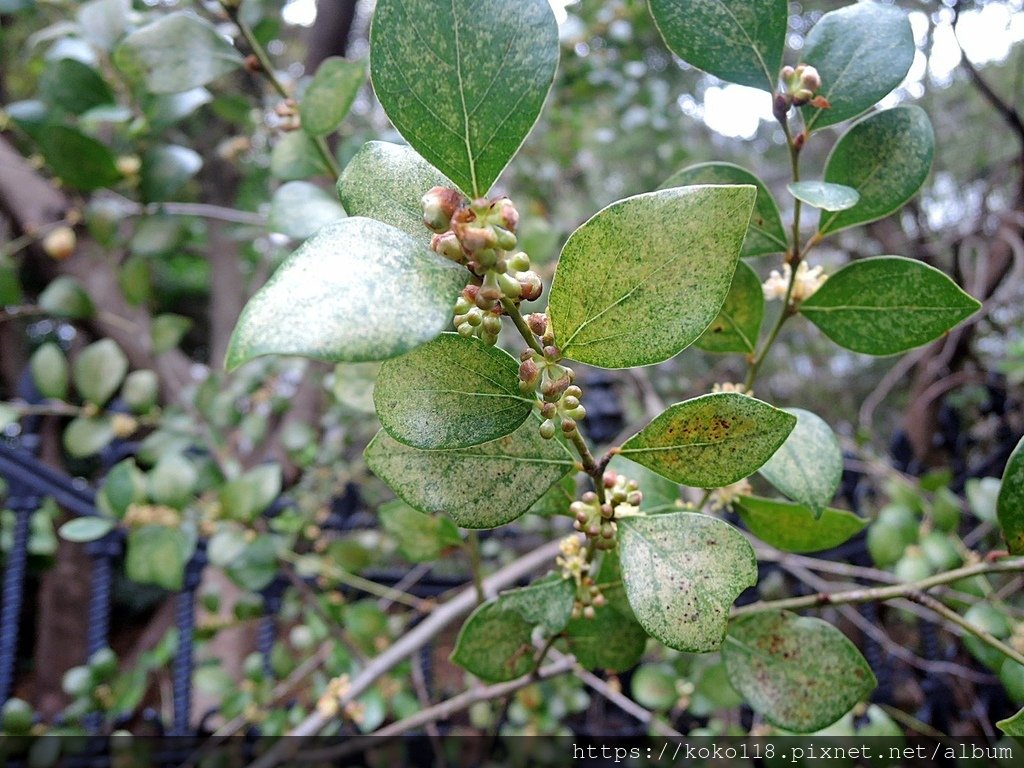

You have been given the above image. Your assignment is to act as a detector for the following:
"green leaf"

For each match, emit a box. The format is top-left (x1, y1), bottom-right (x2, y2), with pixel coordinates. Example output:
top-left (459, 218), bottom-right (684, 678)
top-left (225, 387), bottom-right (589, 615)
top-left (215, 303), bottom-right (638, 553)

top-left (98, 458), bottom-right (146, 518)
top-left (59, 517), bottom-right (116, 543)
top-left (0, 404), bottom-right (18, 431)
top-left (799, 257), bottom-right (980, 356)
top-left (226, 534), bottom-right (279, 591)
top-left (528, 474), bottom-right (577, 518)
top-left (736, 496), bottom-right (866, 553)
top-left (151, 313), bottom-right (192, 354)
top-left (300, 56), bottom-right (365, 136)
top-left (378, 500), bottom-right (461, 562)
top-left (787, 181), bottom-right (859, 212)
top-left (77, 0), bottom-right (131, 51)
top-left (225, 218), bottom-right (467, 369)
top-left (364, 418), bottom-right (575, 529)
top-left (563, 551), bottom-right (648, 671)
top-left (73, 339), bottom-right (129, 407)
top-left (140, 144), bottom-right (202, 202)
top-left (374, 333), bottom-right (533, 450)
top-left (270, 131), bottom-right (327, 181)
top-left (619, 393), bottom-right (796, 488)
top-left (723, 610), bottom-right (876, 732)
top-left (144, 88), bottom-right (212, 129)
top-left (695, 261), bottom-right (764, 355)
top-left (121, 370), bottom-right (159, 413)
top-left (30, 343), bottom-right (69, 401)
top-left (38, 277), bottom-right (94, 320)
top-left (997, 436), bottom-right (1024, 555)
top-left (801, 3), bottom-right (915, 132)
top-left (370, 0), bottom-right (559, 197)
top-left (126, 525), bottom-right (191, 590)
top-left (337, 141), bottom-right (453, 244)
top-left (757, 408), bottom-right (842, 515)
top-left (997, 706), bottom-right (1024, 737)
top-left (819, 106), bottom-right (935, 236)
top-left (63, 416), bottom-right (115, 458)
top-left (549, 186), bottom-right (756, 369)
top-left (661, 163), bottom-right (786, 257)
top-left (148, 454), bottom-right (197, 509)
top-left (269, 181), bottom-right (345, 240)
top-left (219, 464), bottom-right (281, 523)
top-left (114, 11), bottom-right (243, 94)
top-left (648, 0), bottom-right (787, 91)
top-left (451, 576), bottom-right (574, 682)
top-left (38, 125), bottom-right (120, 191)
top-left (39, 58), bottom-right (114, 115)
top-left (619, 512), bottom-right (757, 652)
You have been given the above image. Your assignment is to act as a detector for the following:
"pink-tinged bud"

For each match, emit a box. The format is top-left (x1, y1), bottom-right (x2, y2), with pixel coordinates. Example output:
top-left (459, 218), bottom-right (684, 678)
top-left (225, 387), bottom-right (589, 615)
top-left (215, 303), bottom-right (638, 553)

top-left (543, 345), bottom-right (560, 360)
top-left (431, 231), bottom-right (464, 263)
top-left (603, 472), bottom-right (617, 488)
top-left (519, 359), bottom-right (540, 384)
top-left (780, 65), bottom-right (795, 81)
top-left (561, 418), bottom-right (576, 433)
top-left (541, 402), bottom-right (557, 419)
top-left (600, 503), bottom-right (613, 519)
top-left (493, 197), bottom-right (519, 232)
top-left (458, 225), bottom-right (496, 252)
top-left (627, 491), bottom-right (643, 506)
top-left (773, 93), bottom-right (790, 122)
top-left (526, 313), bottom-right (548, 336)
top-left (422, 186), bottom-right (463, 233)
top-left (799, 65), bottom-right (821, 92)
top-left (592, 593), bottom-right (606, 608)
top-left (518, 271), bottom-right (543, 302)
top-left (583, 605), bottom-right (596, 620)
top-left (581, 491), bottom-right (598, 504)
top-left (542, 375), bottom-right (570, 400)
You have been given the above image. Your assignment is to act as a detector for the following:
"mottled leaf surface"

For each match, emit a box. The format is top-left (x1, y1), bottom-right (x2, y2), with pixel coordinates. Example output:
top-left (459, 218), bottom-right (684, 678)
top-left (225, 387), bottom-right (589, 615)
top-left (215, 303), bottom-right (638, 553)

top-left (801, 3), bottom-right (915, 131)
top-left (662, 163), bottom-right (786, 257)
top-left (819, 106), bottom-right (934, 236)
top-left (758, 408), bottom-right (842, 515)
top-left (619, 512), bottom-right (757, 652)
top-left (370, 0), bottom-right (558, 197)
top-left (549, 186), bottom-right (756, 368)
top-left (736, 496), bottom-right (866, 553)
top-left (620, 393), bottom-right (796, 488)
top-left (364, 419), bottom-right (575, 529)
top-left (225, 218), bottom-right (467, 369)
top-left (695, 261), bottom-right (764, 355)
top-left (997, 436), bottom-right (1024, 555)
top-left (114, 12), bottom-right (242, 94)
top-left (649, 0), bottom-right (787, 91)
top-left (300, 56), bottom-right (364, 136)
top-left (787, 181), bottom-right (859, 212)
top-left (337, 142), bottom-right (453, 245)
top-left (724, 610), bottom-right (876, 732)
top-left (799, 257), bottom-right (980, 356)
top-left (374, 333), bottom-right (533, 449)
top-left (268, 181), bottom-right (346, 240)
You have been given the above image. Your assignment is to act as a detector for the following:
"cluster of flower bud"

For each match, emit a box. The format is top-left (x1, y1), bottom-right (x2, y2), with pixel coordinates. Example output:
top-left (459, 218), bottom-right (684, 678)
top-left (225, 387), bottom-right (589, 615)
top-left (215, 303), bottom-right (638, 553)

top-left (570, 473), bottom-right (642, 550)
top-left (762, 261), bottom-right (828, 303)
top-left (316, 674), bottom-right (363, 722)
top-left (711, 382), bottom-right (753, 398)
top-left (520, 345), bottom-right (586, 439)
top-left (123, 503), bottom-right (180, 528)
top-left (453, 285), bottom-right (504, 345)
top-left (774, 64), bottom-right (829, 120)
top-left (272, 98), bottom-right (300, 132)
top-left (708, 478), bottom-right (752, 512)
top-left (556, 535), bottom-right (605, 620)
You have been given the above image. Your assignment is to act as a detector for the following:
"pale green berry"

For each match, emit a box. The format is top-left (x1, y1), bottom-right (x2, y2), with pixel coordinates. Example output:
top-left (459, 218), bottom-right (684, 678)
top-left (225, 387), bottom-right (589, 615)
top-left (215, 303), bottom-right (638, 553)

top-left (510, 251), bottom-right (531, 271)
top-left (539, 419), bottom-right (556, 439)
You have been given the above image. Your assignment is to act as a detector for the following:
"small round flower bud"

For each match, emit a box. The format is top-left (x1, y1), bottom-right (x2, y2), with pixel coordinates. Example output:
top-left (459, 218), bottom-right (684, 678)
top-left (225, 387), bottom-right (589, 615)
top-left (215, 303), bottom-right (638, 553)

top-left (627, 491), bottom-right (643, 506)
top-left (494, 227), bottom-right (517, 251)
top-left (42, 226), bottom-right (76, 260)
top-left (497, 272), bottom-right (522, 299)
top-left (431, 231), bottom-right (464, 263)
top-left (561, 418), bottom-right (576, 434)
top-left (510, 252), bottom-right (531, 271)
top-left (540, 402), bottom-right (557, 419)
top-left (565, 385), bottom-right (582, 399)
top-left (519, 380), bottom-right (535, 396)
top-left (581, 492), bottom-right (597, 504)
top-left (780, 65), bottom-right (795, 80)
top-left (493, 197), bottom-right (519, 232)
top-left (583, 605), bottom-right (596, 620)
top-left (592, 593), bottom-right (606, 608)
top-left (422, 186), bottom-right (463, 233)
top-left (604, 471), bottom-right (617, 488)
top-left (568, 405), bottom-right (586, 421)
top-left (600, 503), bottom-right (613, 519)
top-left (457, 323), bottom-right (475, 338)
top-left (482, 314), bottom-right (502, 335)
top-left (519, 359), bottom-right (540, 384)
top-left (539, 419), bottom-right (556, 440)
top-left (459, 225), bottom-right (497, 252)
top-left (518, 271), bottom-right (543, 302)
top-left (799, 65), bottom-right (821, 92)
top-left (526, 313), bottom-right (548, 336)
top-left (466, 308), bottom-right (483, 326)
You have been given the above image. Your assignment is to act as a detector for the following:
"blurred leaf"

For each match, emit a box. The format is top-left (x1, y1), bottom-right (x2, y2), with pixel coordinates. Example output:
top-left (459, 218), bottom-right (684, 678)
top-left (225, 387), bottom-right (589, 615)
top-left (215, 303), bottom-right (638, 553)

top-left (619, 512), bottom-right (757, 652)
top-left (39, 58), bottom-right (114, 114)
top-left (126, 525), bottom-right (190, 590)
top-left (337, 141), bottom-right (453, 244)
top-left (29, 343), bottom-right (69, 400)
top-left (723, 610), bottom-right (876, 732)
top-left (370, 0), bottom-right (558, 196)
top-left (549, 186), bottom-right (755, 368)
top-left (114, 12), bottom-right (243, 94)
top-left (98, 458), bottom-right (146, 518)
top-left (59, 517), bottom-right (116, 543)
top-left (374, 333), bottom-right (533, 449)
top-left (800, 257), bottom-right (980, 356)
top-left (364, 418), bottom-right (575, 529)
top-left (226, 534), bottom-right (279, 591)
top-left (801, 3), bottom-right (915, 131)
top-left (219, 464), bottom-right (281, 523)
top-left (819, 106), bottom-right (934, 236)
top-left (649, 0), bottom-right (786, 91)
top-left (998, 436), bottom-right (1024, 555)
top-left (226, 218), bottom-right (466, 369)
top-left (148, 453), bottom-right (197, 509)
top-left (63, 416), bottom-right (114, 458)
top-left (77, 0), bottom-right (130, 50)
top-left (269, 181), bottom-right (345, 240)
top-left (300, 57), bottom-right (364, 136)
top-left (151, 313), bottom-right (193, 354)
top-left (38, 276), bottom-right (95, 319)
top-left (736, 496), bottom-right (866, 553)
top-left (38, 125), bottom-right (120, 191)
top-left (144, 88), bottom-right (212, 128)
top-left (270, 131), bottom-right (327, 181)
top-left (997, 707), bottom-right (1024, 737)
top-left (73, 339), bottom-right (129, 406)
top-left (378, 500), bottom-right (461, 562)
top-left (620, 393), bottom-right (795, 488)
top-left (695, 260), bottom-right (764, 354)
top-left (758, 408), bottom-right (842, 515)
top-left (787, 181), bottom-right (859, 212)
top-left (140, 145), bottom-right (203, 202)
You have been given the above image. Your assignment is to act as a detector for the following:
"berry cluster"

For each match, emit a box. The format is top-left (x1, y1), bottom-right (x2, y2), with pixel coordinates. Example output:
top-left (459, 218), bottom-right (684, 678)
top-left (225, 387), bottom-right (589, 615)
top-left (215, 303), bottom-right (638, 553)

top-left (421, 187), bottom-right (544, 346)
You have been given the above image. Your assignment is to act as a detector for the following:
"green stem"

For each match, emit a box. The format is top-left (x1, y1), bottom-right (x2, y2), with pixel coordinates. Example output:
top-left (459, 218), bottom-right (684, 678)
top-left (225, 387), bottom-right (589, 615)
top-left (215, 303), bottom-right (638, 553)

top-left (282, 552), bottom-right (428, 611)
top-left (500, 297), bottom-right (545, 355)
top-left (906, 590), bottom-right (1024, 668)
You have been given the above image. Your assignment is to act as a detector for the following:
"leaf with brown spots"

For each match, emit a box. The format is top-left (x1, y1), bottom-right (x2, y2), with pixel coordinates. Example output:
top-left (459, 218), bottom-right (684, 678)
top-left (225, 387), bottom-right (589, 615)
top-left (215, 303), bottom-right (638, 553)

top-left (723, 610), bottom-right (876, 732)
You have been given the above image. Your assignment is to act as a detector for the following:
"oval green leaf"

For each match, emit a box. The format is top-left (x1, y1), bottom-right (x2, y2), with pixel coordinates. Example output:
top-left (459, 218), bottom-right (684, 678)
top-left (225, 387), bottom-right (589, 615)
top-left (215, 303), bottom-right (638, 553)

top-left (757, 408), bottom-right (842, 515)
top-left (114, 12), bottom-right (243, 94)
top-left (735, 495), bottom-right (867, 553)
top-left (799, 256), bottom-right (981, 356)
top-left (59, 517), bottom-right (116, 543)
top-left (374, 333), bottom-right (533, 450)
top-left (379, 500), bottom-right (461, 563)
top-left (787, 181), bottom-right (859, 212)
top-left (801, 3), bottom-right (915, 132)
top-left (619, 512), bottom-right (757, 652)
top-left (619, 393), bottom-right (796, 489)
top-left (695, 260), bottom-right (764, 355)
top-left (269, 181), bottom-right (346, 240)
top-left (724, 610), bottom-right (877, 732)
top-left (337, 141), bottom-right (454, 244)
top-left (364, 419), bottom-right (575, 529)
top-left (126, 525), bottom-right (191, 591)
top-left (30, 342), bottom-right (69, 401)
top-left (549, 186), bottom-right (756, 369)
top-left (997, 436), bottom-right (1024, 555)
top-left (661, 162), bottom-right (787, 257)
top-left (300, 56), bottom-right (365, 136)
top-left (39, 58), bottom-right (114, 115)
top-left (38, 125), bottom-right (121, 191)
top-left (370, 0), bottom-right (559, 197)
top-left (63, 416), bottom-right (114, 458)
top-left (270, 131), bottom-right (328, 181)
top-left (225, 218), bottom-right (467, 369)
top-left (819, 106), bottom-right (935, 236)
top-left (997, 706), bottom-right (1024, 737)
top-left (649, 0), bottom-right (787, 91)
top-left (73, 339), bottom-right (129, 407)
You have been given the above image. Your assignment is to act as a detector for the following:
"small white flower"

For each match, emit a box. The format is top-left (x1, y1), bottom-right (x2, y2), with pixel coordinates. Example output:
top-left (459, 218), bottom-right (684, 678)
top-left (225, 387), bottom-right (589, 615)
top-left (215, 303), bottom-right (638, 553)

top-left (761, 262), bottom-right (828, 302)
